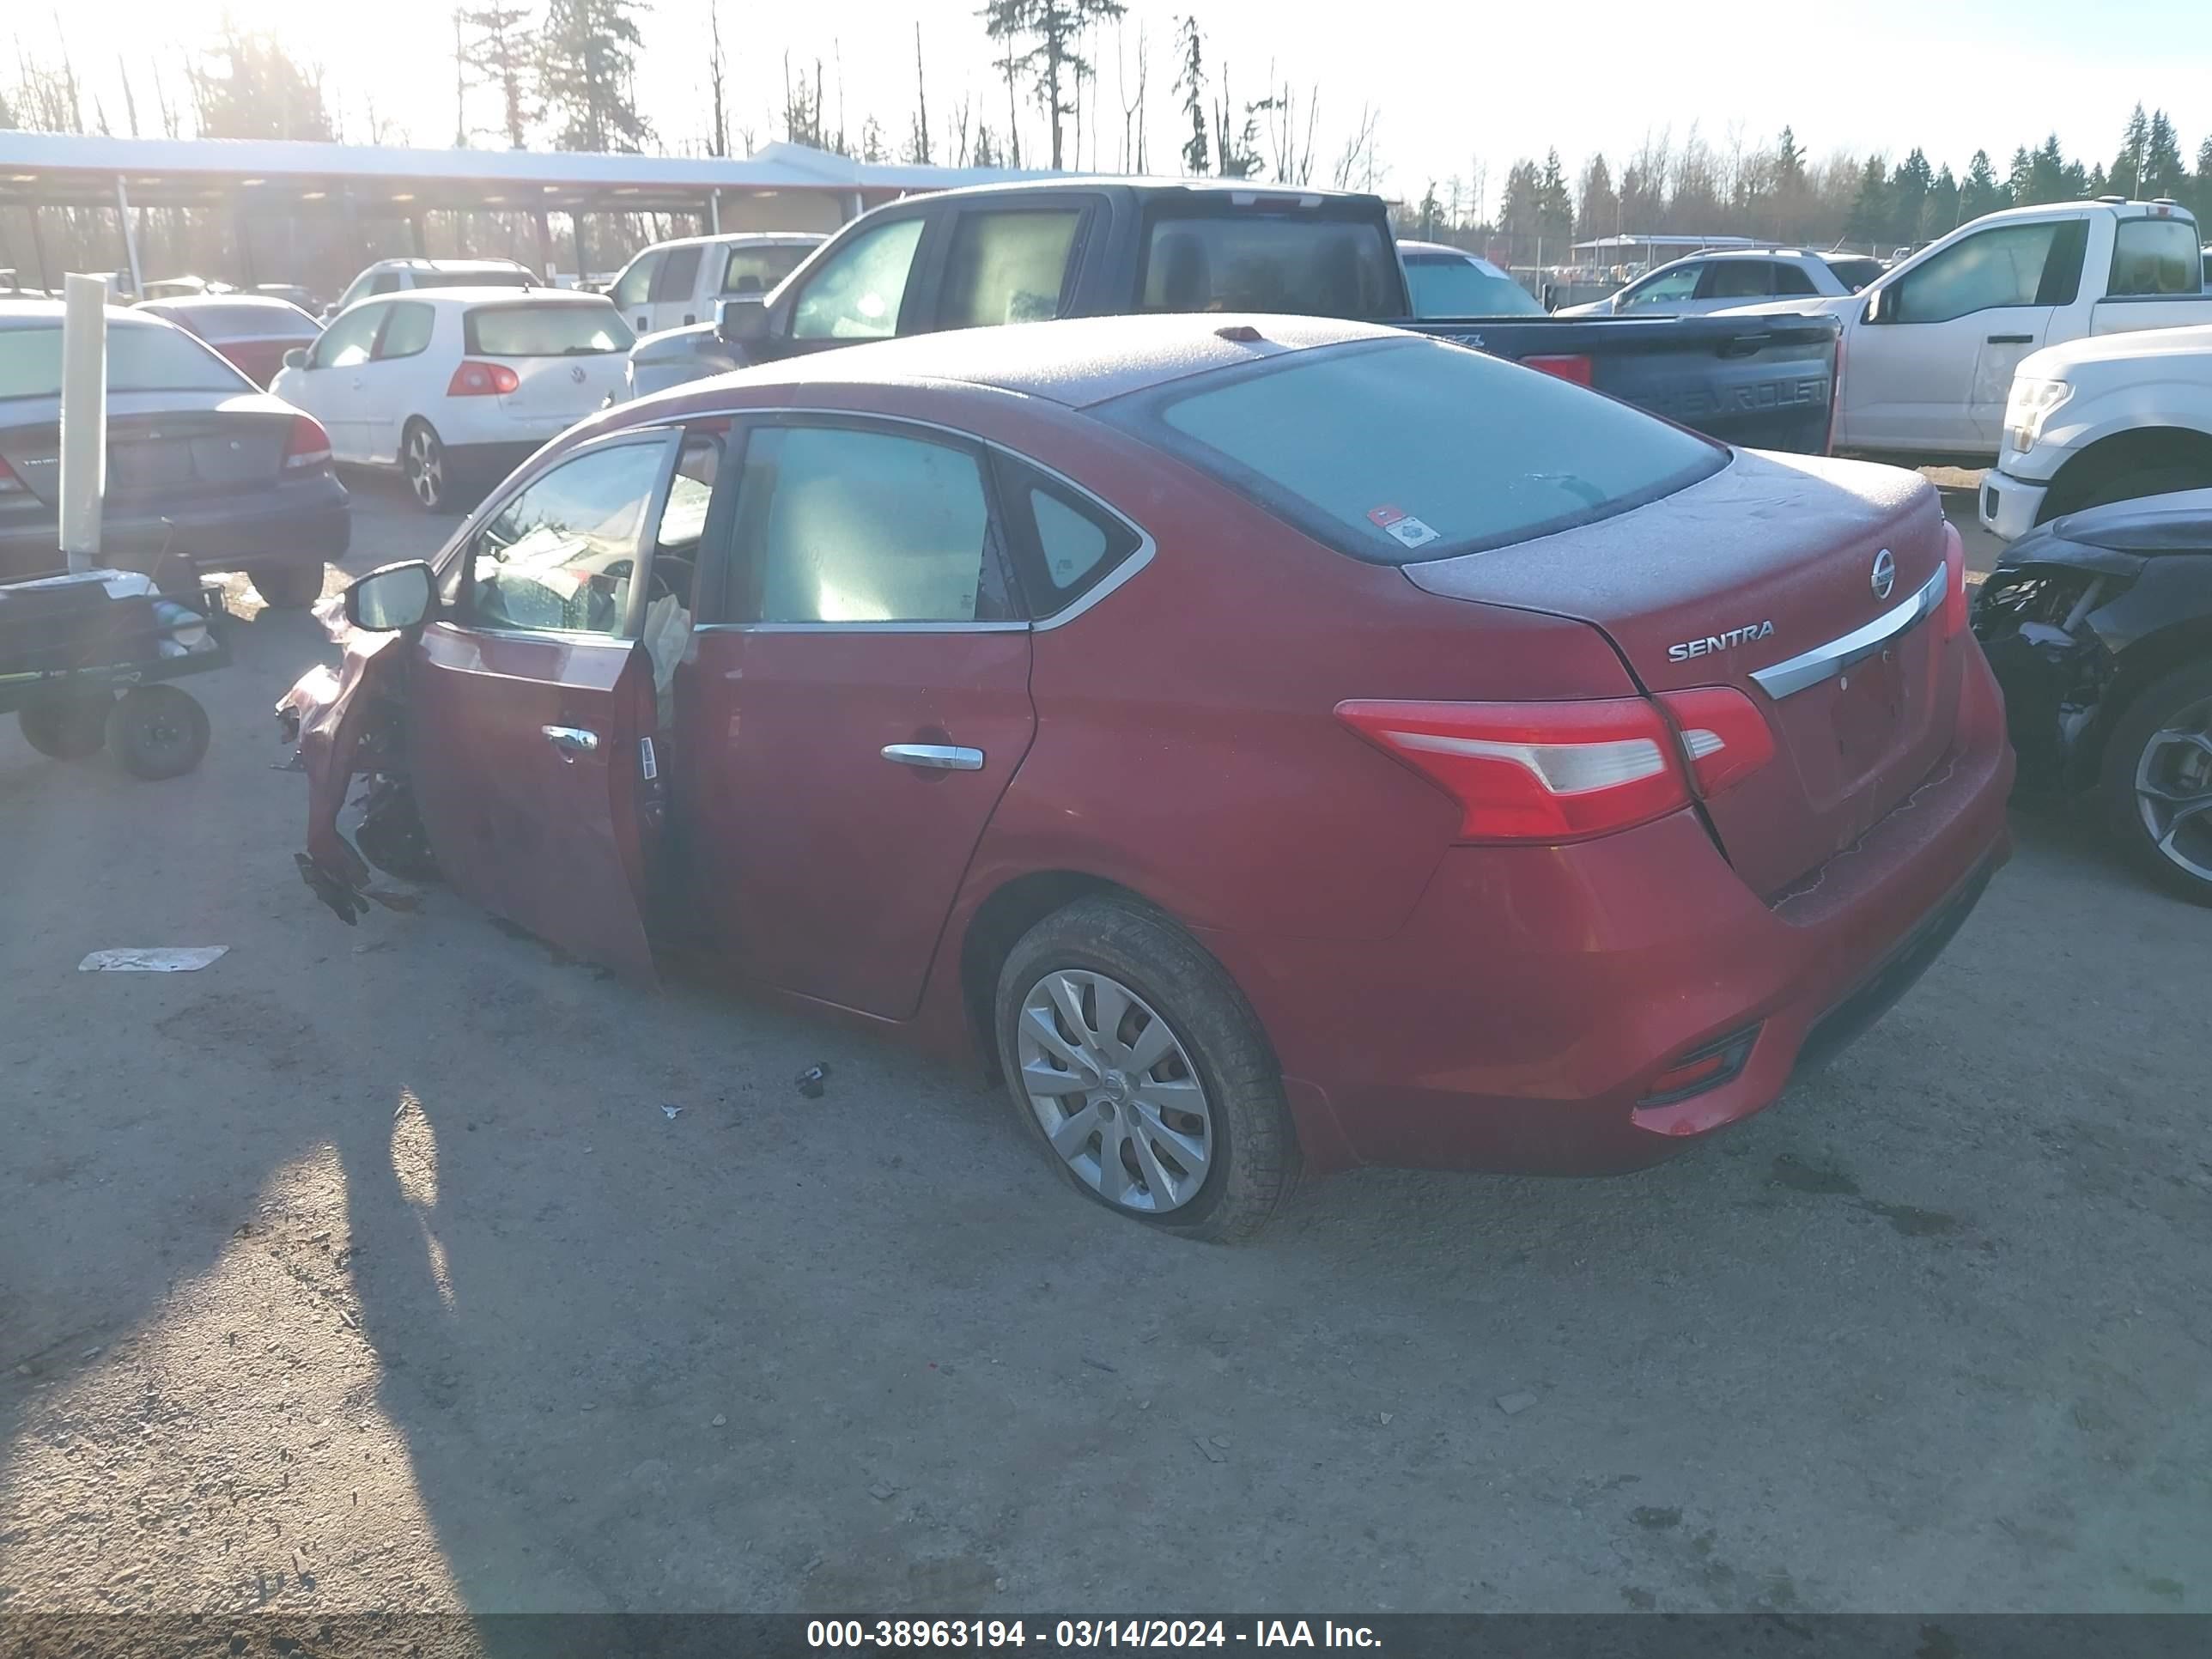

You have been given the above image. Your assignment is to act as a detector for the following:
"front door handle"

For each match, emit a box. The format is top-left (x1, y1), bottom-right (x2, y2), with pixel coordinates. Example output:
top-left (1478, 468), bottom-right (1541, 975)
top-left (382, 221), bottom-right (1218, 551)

top-left (542, 724), bottom-right (599, 760)
top-left (882, 743), bottom-right (983, 772)
top-left (1985, 333), bottom-right (2034, 344)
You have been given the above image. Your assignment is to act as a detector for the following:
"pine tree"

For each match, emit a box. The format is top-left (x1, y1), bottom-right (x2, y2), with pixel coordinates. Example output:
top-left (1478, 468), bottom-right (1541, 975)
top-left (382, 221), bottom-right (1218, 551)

top-left (1844, 155), bottom-right (1887, 246)
top-left (1960, 149), bottom-right (2002, 220)
top-left (538, 0), bottom-right (650, 153)
top-left (1887, 147), bottom-right (1931, 246)
top-left (190, 24), bottom-right (334, 141)
top-left (1577, 154), bottom-right (1616, 240)
top-left (981, 0), bottom-right (1127, 172)
top-left (461, 2), bottom-right (535, 148)
top-left (1774, 125), bottom-right (1805, 191)
top-left (2005, 145), bottom-right (2035, 205)
top-left (1172, 15), bottom-right (1206, 175)
top-left (2142, 110), bottom-right (2185, 199)
top-left (2109, 103), bottom-right (2148, 198)
top-left (1925, 163), bottom-right (1959, 237)
top-left (1538, 148), bottom-right (1573, 242)
top-left (2027, 134), bottom-right (2067, 205)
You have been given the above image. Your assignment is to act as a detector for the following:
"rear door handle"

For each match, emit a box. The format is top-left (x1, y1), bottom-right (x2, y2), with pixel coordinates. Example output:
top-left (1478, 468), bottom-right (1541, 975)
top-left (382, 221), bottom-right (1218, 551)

top-left (542, 724), bottom-right (599, 760)
top-left (882, 743), bottom-right (984, 772)
top-left (1985, 333), bottom-right (2034, 344)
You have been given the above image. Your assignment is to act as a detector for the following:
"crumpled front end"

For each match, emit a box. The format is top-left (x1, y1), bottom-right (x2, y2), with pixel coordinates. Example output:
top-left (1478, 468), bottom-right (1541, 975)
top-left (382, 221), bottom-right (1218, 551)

top-left (275, 595), bottom-right (425, 922)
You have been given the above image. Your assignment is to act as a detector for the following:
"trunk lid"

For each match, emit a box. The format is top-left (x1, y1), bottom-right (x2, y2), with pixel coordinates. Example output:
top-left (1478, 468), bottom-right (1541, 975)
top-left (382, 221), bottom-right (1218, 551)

top-left (494, 351), bottom-right (627, 425)
top-left (1403, 450), bottom-right (1962, 897)
top-left (0, 391), bottom-right (293, 507)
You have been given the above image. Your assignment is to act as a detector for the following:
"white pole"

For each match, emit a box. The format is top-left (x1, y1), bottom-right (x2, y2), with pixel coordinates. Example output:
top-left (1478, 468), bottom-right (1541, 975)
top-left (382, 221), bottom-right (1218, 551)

top-left (59, 272), bottom-right (107, 573)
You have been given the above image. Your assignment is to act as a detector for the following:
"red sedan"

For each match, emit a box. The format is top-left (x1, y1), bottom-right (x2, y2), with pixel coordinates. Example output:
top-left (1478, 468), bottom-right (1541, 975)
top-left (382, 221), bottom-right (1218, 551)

top-left (283, 314), bottom-right (2014, 1240)
top-left (136, 294), bottom-right (322, 388)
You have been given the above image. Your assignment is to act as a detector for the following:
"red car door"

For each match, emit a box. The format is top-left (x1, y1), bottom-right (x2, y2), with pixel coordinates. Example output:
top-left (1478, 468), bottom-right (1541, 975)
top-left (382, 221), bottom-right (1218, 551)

top-left (406, 429), bottom-right (684, 977)
top-left (678, 417), bottom-right (1036, 1018)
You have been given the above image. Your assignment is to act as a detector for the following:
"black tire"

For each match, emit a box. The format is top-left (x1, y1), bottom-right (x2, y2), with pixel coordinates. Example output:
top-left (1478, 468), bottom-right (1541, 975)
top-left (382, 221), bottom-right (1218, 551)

top-left (993, 895), bottom-right (1299, 1243)
top-left (106, 685), bottom-right (210, 781)
top-left (401, 419), bottom-right (452, 513)
top-left (2100, 659), bottom-right (2212, 906)
top-left (251, 562), bottom-right (326, 609)
top-left (18, 698), bottom-right (109, 760)
top-left (2047, 464), bottom-right (2212, 524)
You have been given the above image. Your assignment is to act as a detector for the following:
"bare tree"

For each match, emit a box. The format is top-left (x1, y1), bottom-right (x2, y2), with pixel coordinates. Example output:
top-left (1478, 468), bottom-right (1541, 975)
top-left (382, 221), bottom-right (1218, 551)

top-left (945, 91), bottom-right (973, 167)
top-left (1254, 70), bottom-right (1318, 185)
top-left (1330, 102), bottom-right (1380, 192)
top-left (451, 9), bottom-right (470, 147)
top-left (907, 22), bottom-right (933, 164)
top-left (1115, 17), bottom-right (1149, 173)
top-left (707, 0), bottom-right (729, 157)
top-left (461, 3), bottom-right (535, 148)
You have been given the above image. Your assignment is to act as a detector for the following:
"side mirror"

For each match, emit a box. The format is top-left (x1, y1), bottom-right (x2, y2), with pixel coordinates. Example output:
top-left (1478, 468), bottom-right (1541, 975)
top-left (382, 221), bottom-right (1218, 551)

top-left (283, 347), bottom-right (308, 370)
top-left (343, 561), bottom-right (436, 632)
top-left (714, 294), bottom-right (770, 345)
top-left (1863, 288), bottom-right (1888, 325)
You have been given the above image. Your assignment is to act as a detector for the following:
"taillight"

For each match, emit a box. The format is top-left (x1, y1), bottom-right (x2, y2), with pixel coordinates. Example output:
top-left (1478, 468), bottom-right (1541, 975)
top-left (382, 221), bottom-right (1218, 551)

top-left (1639, 1025), bottom-right (1761, 1106)
top-left (1940, 520), bottom-right (1967, 639)
top-left (1655, 686), bottom-right (1776, 799)
top-left (0, 456), bottom-right (25, 495)
top-left (447, 361), bottom-right (520, 397)
top-left (1335, 698), bottom-right (1689, 842)
top-left (282, 414), bottom-right (331, 471)
top-left (1521, 353), bottom-right (1595, 388)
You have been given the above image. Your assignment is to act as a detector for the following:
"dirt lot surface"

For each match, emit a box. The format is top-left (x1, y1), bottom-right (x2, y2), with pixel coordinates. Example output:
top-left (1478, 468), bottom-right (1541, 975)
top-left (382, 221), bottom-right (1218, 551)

top-left (2, 478), bottom-right (2207, 1619)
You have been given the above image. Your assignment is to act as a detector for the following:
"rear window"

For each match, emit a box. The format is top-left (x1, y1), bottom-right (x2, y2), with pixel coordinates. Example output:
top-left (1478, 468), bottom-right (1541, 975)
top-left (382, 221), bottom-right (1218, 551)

top-left (2109, 217), bottom-right (2203, 296)
top-left (1115, 337), bottom-right (1724, 563)
top-left (1824, 257), bottom-right (1885, 292)
top-left (720, 243), bottom-right (812, 296)
top-left (1402, 255), bottom-right (1544, 318)
top-left (1139, 213), bottom-right (1400, 319)
top-left (0, 321), bottom-right (248, 399)
top-left (443, 265), bottom-right (532, 289)
top-left (464, 303), bottom-right (634, 357)
top-left (172, 303), bottom-right (319, 341)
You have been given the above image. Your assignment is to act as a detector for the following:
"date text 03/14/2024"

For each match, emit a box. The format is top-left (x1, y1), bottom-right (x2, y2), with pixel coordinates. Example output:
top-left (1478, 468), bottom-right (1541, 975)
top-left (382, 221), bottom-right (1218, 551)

top-left (805, 1620), bottom-right (1384, 1650)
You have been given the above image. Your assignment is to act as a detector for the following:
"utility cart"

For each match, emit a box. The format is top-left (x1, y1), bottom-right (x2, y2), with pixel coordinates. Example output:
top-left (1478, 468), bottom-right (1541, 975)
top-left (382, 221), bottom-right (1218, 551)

top-left (0, 568), bottom-right (227, 779)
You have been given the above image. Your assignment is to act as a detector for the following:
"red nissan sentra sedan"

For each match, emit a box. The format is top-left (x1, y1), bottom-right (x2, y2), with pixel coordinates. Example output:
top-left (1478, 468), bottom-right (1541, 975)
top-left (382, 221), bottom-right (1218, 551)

top-left (282, 313), bottom-right (2014, 1241)
top-left (136, 294), bottom-right (323, 388)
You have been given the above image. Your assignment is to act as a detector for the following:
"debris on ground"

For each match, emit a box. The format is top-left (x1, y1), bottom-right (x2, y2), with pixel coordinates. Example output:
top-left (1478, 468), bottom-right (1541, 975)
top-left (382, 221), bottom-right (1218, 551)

top-left (661, 1103), bottom-right (683, 1121)
top-left (795, 1064), bottom-right (830, 1099)
top-left (363, 888), bottom-right (420, 913)
top-left (1379, 1412), bottom-right (1394, 1425)
top-left (869, 1481), bottom-right (897, 1501)
top-left (1497, 1390), bottom-right (1540, 1415)
top-left (78, 946), bottom-right (229, 972)
top-left (1082, 1356), bottom-right (1116, 1373)
top-left (1194, 1437), bottom-right (1225, 1464)
top-left (711, 1413), bottom-right (726, 1427)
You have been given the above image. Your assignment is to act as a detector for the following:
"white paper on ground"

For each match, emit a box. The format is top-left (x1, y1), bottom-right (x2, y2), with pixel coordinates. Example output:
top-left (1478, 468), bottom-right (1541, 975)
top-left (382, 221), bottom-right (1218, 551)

top-left (78, 947), bottom-right (229, 973)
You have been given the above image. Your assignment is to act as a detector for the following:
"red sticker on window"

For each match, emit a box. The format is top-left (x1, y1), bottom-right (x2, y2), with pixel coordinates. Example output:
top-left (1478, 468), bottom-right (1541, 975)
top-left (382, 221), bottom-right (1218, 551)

top-left (1367, 505), bottom-right (1407, 528)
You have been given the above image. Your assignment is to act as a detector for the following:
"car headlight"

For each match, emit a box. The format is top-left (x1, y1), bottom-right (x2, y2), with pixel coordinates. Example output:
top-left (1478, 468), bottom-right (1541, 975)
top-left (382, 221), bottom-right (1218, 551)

top-left (2003, 378), bottom-right (2072, 456)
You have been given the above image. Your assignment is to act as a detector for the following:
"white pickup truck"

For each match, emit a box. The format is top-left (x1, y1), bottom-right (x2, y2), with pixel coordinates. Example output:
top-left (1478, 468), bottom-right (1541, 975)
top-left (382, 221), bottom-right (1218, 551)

top-left (1978, 323), bottom-right (2212, 538)
top-left (1723, 198), bottom-right (2210, 465)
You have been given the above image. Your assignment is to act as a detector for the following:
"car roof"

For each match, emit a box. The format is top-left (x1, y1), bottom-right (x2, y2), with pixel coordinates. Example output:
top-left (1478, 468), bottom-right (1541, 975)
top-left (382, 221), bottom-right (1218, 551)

top-left (362, 286), bottom-right (605, 306)
top-left (662, 313), bottom-right (1402, 411)
top-left (1396, 240), bottom-right (1476, 259)
top-left (635, 231), bottom-right (827, 252)
top-left (0, 297), bottom-right (173, 328)
top-left (908, 174), bottom-right (1386, 210)
top-left (143, 293), bottom-right (303, 312)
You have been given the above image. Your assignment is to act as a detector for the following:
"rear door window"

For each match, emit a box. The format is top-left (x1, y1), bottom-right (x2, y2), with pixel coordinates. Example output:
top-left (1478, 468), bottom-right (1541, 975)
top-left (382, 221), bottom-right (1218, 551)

top-left (724, 424), bottom-right (1012, 623)
top-left (1112, 336), bottom-right (1724, 563)
top-left (1139, 212), bottom-right (1399, 319)
top-left (1697, 261), bottom-right (1778, 301)
top-left (1772, 263), bottom-right (1819, 296)
top-left (2109, 218), bottom-right (2203, 295)
top-left (464, 303), bottom-right (634, 356)
top-left (938, 209), bottom-right (1084, 329)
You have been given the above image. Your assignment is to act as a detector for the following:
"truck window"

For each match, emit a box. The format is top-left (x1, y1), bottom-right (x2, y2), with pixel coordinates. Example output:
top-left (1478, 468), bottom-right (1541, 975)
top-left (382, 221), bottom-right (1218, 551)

top-left (650, 246), bottom-right (704, 304)
top-left (791, 218), bottom-right (926, 341)
top-left (2109, 218), bottom-right (2203, 296)
top-left (1139, 214), bottom-right (1399, 320)
top-left (939, 209), bottom-right (1083, 329)
top-left (1401, 255), bottom-right (1543, 318)
top-left (720, 244), bottom-right (811, 296)
top-left (1890, 220), bottom-right (2087, 322)
top-left (610, 251), bottom-right (663, 311)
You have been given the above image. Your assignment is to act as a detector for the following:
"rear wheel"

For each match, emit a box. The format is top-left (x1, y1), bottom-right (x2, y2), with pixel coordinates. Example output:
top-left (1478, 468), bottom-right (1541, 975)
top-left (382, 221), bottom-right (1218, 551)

top-left (994, 895), bottom-right (1298, 1242)
top-left (251, 563), bottom-right (326, 609)
top-left (2102, 659), bottom-right (2212, 905)
top-left (106, 685), bottom-right (210, 781)
top-left (401, 420), bottom-right (451, 513)
top-left (18, 697), bottom-right (110, 760)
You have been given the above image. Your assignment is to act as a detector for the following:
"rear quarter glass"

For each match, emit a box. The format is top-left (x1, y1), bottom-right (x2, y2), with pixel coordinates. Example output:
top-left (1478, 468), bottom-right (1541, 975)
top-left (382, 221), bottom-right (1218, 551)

top-left (1104, 335), bottom-right (1725, 564)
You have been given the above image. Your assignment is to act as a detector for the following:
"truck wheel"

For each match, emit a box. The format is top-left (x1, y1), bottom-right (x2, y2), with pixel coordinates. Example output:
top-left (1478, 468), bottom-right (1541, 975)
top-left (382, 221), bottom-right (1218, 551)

top-left (2102, 659), bottom-right (2212, 906)
top-left (251, 563), bottom-right (327, 609)
top-left (994, 895), bottom-right (1299, 1243)
top-left (402, 420), bottom-right (452, 513)
top-left (107, 685), bottom-right (211, 781)
top-left (18, 698), bottom-right (110, 760)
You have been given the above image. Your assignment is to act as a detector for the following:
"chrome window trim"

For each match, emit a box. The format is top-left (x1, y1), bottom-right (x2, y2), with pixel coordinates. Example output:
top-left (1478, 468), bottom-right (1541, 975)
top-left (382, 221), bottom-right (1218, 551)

top-left (1749, 561), bottom-right (1949, 701)
top-left (667, 403), bottom-right (1157, 634)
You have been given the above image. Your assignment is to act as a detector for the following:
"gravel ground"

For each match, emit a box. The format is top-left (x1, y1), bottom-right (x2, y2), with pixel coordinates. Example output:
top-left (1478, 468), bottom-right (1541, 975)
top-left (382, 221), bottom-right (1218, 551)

top-left (1, 476), bottom-right (2207, 1619)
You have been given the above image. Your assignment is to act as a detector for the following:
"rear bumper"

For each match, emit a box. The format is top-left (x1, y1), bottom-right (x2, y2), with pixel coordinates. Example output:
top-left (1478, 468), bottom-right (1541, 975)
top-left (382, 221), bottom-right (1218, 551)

top-left (0, 475), bottom-right (349, 580)
top-left (1979, 471), bottom-right (2048, 542)
top-left (1207, 644), bottom-right (2015, 1176)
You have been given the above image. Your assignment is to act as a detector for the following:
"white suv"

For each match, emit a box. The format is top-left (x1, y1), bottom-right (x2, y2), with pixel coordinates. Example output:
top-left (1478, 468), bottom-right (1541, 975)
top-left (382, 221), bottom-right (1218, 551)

top-left (270, 289), bottom-right (633, 510)
top-left (605, 232), bottom-right (824, 337)
top-left (1558, 249), bottom-right (1883, 316)
top-left (323, 258), bottom-right (536, 322)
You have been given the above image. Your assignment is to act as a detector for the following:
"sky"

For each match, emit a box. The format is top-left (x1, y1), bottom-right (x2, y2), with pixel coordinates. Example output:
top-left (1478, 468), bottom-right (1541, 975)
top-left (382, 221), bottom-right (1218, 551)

top-left (20, 0), bottom-right (2212, 210)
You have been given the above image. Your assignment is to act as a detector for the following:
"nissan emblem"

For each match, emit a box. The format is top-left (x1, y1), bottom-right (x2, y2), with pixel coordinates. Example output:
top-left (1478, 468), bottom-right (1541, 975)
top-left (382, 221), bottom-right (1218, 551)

top-left (1871, 548), bottom-right (1896, 601)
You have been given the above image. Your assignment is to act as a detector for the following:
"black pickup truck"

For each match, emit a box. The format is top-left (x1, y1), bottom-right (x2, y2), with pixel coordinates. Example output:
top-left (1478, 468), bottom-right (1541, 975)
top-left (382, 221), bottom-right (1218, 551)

top-left (626, 179), bottom-right (1839, 454)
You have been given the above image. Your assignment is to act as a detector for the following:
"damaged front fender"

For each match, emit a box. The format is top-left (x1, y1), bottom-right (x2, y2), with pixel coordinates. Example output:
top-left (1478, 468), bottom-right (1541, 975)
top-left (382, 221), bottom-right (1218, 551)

top-left (276, 595), bottom-right (422, 923)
